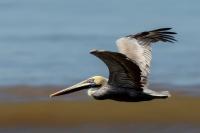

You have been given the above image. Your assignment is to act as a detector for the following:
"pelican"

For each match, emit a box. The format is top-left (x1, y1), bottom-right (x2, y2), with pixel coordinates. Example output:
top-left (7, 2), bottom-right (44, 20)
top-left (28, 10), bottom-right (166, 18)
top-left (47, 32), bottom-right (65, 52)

top-left (50, 28), bottom-right (177, 102)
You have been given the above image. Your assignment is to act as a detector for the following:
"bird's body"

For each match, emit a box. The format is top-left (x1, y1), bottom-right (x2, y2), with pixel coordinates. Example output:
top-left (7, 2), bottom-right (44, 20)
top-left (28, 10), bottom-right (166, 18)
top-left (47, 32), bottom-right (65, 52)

top-left (89, 83), bottom-right (164, 102)
top-left (50, 28), bottom-right (176, 102)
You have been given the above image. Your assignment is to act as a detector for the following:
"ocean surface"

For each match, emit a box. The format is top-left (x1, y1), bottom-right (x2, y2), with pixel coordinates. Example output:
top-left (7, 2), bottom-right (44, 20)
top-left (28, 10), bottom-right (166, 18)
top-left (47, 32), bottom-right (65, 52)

top-left (0, 0), bottom-right (200, 87)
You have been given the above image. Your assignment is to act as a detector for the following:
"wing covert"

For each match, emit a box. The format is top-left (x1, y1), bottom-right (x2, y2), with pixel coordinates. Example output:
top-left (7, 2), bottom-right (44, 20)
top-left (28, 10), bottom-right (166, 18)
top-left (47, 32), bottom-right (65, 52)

top-left (91, 50), bottom-right (143, 91)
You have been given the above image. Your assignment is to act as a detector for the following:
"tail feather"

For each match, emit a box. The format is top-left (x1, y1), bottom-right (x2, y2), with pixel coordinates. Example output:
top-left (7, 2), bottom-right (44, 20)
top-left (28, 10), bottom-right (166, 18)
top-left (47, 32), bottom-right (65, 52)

top-left (151, 91), bottom-right (171, 99)
top-left (144, 89), bottom-right (171, 99)
top-left (160, 91), bottom-right (171, 97)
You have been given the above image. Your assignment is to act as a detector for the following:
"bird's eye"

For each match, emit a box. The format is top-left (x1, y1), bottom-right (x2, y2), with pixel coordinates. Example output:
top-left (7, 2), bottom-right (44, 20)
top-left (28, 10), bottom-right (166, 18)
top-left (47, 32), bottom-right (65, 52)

top-left (87, 79), bottom-right (94, 83)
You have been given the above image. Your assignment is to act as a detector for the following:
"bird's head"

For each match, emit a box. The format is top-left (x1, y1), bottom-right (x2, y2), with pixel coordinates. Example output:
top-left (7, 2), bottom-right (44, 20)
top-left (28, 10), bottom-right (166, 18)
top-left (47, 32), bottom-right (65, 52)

top-left (50, 76), bottom-right (107, 97)
top-left (87, 76), bottom-right (107, 97)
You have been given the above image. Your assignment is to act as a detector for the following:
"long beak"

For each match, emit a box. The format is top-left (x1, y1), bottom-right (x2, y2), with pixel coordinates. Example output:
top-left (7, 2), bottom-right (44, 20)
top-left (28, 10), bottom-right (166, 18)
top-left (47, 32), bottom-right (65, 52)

top-left (49, 80), bottom-right (95, 97)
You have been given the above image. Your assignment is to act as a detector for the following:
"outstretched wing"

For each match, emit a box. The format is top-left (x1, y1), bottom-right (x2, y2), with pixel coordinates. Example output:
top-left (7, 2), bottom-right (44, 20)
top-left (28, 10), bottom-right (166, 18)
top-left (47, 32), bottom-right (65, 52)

top-left (91, 50), bottom-right (143, 91)
top-left (128, 28), bottom-right (177, 43)
top-left (116, 28), bottom-right (177, 87)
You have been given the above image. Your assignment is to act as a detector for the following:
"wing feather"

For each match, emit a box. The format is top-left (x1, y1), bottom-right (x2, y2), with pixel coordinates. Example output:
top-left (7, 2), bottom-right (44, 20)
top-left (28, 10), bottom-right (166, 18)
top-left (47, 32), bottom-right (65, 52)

top-left (117, 28), bottom-right (177, 87)
top-left (91, 50), bottom-right (143, 91)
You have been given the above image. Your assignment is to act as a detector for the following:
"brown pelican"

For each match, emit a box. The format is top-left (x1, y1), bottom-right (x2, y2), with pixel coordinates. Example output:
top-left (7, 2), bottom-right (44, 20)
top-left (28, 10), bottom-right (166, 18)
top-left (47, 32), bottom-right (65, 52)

top-left (50, 28), bottom-right (177, 102)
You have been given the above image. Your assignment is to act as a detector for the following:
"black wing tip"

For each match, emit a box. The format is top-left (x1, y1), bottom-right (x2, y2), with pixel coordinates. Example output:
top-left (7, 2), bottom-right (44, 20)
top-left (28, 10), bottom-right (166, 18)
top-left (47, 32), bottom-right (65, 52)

top-left (153, 27), bottom-right (177, 34)
top-left (154, 27), bottom-right (172, 31)
top-left (126, 27), bottom-right (177, 38)
top-left (157, 28), bottom-right (177, 43)
top-left (141, 27), bottom-right (177, 43)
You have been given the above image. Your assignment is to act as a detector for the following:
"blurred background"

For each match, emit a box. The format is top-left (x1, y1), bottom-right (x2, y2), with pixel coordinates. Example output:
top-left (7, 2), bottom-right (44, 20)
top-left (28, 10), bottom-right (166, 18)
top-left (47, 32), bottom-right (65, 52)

top-left (0, 0), bottom-right (200, 133)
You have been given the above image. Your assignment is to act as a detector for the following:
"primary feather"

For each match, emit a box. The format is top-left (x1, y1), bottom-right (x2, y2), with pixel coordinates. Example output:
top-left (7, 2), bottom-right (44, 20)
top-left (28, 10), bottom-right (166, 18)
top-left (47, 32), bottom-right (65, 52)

top-left (116, 28), bottom-right (177, 88)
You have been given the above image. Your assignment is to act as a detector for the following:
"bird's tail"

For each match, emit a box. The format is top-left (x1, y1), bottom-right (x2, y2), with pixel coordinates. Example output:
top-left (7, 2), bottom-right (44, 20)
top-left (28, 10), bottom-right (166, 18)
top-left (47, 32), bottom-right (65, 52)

top-left (144, 89), bottom-right (171, 99)
top-left (152, 91), bottom-right (171, 99)
top-left (160, 91), bottom-right (171, 98)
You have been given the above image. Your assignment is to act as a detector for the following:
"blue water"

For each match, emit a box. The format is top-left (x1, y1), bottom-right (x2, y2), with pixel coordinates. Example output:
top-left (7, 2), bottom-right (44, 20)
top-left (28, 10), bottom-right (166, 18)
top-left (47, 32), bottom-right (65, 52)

top-left (0, 0), bottom-right (200, 86)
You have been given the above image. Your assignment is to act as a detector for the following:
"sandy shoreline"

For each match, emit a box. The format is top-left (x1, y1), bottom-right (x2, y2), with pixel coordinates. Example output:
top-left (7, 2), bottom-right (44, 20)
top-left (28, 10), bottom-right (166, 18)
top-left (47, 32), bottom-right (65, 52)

top-left (0, 94), bottom-right (200, 126)
top-left (0, 85), bottom-right (199, 132)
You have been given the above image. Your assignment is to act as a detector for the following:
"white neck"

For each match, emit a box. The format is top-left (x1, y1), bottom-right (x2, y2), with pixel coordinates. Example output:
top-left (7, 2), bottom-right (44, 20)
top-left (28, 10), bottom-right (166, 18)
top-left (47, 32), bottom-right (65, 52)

top-left (87, 88), bottom-right (97, 97)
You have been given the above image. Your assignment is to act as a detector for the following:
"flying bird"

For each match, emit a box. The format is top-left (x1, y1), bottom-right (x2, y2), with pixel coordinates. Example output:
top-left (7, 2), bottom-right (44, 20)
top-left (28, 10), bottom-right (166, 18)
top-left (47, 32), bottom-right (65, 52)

top-left (50, 28), bottom-right (177, 102)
